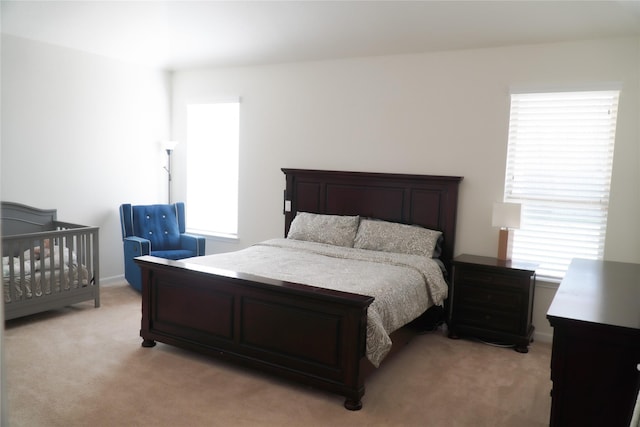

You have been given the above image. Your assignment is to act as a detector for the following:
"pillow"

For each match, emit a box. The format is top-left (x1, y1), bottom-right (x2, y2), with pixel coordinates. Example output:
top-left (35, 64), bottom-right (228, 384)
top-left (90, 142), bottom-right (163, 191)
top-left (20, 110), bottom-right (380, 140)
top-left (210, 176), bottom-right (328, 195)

top-left (287, 212), bottom-right (359, 247)
top-left (354, 219), bottom-right (442, 258)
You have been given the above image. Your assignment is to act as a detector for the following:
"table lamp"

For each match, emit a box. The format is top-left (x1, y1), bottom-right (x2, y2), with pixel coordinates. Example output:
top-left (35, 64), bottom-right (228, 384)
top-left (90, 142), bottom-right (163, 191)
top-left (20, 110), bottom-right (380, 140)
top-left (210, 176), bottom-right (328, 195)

top-left (492, 202), bottom-right (521, 261)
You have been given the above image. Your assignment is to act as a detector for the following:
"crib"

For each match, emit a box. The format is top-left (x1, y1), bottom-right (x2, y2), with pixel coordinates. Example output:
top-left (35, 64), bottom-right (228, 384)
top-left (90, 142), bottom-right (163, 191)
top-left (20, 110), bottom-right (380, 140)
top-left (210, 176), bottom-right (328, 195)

top-left (2, 201), bottom-right (100, 320)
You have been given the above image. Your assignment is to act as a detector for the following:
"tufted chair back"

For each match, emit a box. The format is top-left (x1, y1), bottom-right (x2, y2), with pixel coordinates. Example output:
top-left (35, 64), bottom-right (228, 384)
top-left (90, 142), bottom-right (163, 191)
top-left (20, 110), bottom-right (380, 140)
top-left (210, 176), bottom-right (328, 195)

top-left (124, 203), bottom-right (183, 250)
top-left (119, 202), bottom-right (205, 291)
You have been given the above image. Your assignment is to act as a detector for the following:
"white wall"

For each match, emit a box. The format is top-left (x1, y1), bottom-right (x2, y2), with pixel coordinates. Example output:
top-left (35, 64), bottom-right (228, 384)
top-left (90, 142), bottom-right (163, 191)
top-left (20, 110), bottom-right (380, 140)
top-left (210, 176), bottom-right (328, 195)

top-left (1, 35), bottom-right (172, 281)
top-left (1, 34), bottom-right (638, 341)
top-left (172, 37), bottom-right (640, 341)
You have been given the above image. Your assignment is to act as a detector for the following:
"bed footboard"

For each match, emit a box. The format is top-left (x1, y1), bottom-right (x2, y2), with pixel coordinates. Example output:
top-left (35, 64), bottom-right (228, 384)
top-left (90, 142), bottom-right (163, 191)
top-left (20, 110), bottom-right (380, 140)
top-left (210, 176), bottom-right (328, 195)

top-left (136, 255), bottom-right (374, 410)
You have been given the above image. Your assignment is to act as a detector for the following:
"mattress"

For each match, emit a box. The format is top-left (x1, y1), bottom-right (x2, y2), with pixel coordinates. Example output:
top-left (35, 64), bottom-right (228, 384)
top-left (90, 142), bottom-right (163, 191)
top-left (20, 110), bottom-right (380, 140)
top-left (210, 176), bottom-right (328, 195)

top-left (183, 238), bottom-right (448, 367)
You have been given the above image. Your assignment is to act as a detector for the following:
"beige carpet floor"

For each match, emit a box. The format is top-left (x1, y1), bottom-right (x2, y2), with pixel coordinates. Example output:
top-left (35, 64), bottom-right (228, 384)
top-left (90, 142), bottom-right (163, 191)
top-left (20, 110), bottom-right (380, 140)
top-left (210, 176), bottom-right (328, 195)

top-left (5, 282), bottom-right (551, 426)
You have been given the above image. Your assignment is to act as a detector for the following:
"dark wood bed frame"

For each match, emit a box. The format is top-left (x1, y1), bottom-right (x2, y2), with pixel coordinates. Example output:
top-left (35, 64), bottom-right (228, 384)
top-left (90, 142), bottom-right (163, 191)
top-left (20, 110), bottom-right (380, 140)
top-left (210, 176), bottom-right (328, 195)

top-left (136, 169), bottom-right (462, 410)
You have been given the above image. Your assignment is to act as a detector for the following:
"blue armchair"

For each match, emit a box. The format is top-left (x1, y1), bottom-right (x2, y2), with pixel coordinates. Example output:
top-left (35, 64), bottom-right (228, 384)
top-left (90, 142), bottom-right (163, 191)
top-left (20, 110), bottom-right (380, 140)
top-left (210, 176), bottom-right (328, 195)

top-left (119, 202), bottom-right (206, 291)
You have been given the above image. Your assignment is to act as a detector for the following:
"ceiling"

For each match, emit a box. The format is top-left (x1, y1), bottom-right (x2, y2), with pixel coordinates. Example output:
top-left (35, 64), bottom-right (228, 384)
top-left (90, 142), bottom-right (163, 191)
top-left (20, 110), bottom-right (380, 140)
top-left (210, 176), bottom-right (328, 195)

top-left (2, 1), bottom-right (640, 71)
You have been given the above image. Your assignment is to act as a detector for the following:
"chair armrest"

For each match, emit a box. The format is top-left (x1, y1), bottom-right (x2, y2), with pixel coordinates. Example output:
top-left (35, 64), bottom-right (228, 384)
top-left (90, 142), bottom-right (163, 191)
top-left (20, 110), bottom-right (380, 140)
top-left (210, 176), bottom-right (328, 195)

top-left (123, 236), bottom-right (151, 258)
top-left (180, 233), bottom-right (206, 256)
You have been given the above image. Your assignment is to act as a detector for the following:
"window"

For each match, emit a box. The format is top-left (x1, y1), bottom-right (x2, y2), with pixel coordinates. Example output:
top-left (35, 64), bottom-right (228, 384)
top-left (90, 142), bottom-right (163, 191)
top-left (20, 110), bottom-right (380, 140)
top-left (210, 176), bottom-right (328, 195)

top-left (186, 101), bottom-right (240, 237)
top-left (504, 90), bottom-right (620, 280)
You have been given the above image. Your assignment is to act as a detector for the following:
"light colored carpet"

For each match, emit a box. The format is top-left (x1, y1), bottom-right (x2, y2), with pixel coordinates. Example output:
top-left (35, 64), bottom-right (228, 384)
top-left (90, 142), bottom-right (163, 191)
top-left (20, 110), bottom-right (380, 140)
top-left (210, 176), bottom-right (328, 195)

top-left (5, 282), bottom-right (551, 426)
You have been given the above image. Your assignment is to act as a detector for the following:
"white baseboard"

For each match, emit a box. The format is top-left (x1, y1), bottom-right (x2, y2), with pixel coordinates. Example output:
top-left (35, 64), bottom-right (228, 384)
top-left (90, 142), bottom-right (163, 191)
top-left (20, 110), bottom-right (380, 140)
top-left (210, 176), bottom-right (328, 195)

top-left (99, 274), bottom-right (126, 286)
top-left (534, 330), bottom-right (553, 343)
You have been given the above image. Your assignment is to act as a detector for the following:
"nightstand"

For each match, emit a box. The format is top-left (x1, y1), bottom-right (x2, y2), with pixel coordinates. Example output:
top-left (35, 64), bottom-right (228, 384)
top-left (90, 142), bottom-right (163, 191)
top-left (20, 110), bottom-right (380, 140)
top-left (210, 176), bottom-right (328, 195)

top-left (448, 254), bottom-right (537, 353)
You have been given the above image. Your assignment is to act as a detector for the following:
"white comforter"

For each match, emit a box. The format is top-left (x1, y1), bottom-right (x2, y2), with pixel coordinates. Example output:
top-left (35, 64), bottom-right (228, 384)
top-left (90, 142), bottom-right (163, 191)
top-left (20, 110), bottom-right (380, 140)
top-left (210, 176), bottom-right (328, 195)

top-left (183, 238), bottom-right (448, 367)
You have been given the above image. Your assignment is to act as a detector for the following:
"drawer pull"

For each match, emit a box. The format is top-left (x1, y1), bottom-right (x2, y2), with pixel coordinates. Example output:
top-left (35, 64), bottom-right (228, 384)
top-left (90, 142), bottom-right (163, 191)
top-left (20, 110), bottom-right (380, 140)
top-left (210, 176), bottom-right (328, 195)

top-left (484, 314), bottom-right (492, 321)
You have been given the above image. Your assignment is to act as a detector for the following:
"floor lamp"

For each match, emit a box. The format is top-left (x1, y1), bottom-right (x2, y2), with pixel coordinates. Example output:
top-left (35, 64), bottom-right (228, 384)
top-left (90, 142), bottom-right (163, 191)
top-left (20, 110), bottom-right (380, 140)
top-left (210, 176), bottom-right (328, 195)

top-left (162, 140), bottom-right (179, 204)
top-left (492, 202), bottom-right (521, 261)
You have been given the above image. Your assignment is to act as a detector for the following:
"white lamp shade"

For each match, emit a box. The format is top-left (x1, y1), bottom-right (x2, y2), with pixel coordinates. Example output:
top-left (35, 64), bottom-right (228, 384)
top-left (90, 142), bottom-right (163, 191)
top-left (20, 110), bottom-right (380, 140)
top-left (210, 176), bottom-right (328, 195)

top-left (161, 140), bottom-right (179, 151)
top-left (492, 202), bottom-right (521, 229)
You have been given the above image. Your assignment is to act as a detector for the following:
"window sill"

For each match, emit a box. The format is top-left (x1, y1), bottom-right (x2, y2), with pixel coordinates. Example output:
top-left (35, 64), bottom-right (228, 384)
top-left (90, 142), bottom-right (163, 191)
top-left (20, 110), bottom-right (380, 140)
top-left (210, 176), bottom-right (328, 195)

top-left (187, 230), bottom-right (238, 243)
top-left (535, 276), bottom-right (561, 290)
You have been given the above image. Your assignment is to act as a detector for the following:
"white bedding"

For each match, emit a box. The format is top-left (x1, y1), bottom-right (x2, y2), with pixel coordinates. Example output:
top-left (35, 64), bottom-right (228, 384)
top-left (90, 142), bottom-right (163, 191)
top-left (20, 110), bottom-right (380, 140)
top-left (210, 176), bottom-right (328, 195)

top-left (182, 238), bottom-right (448, 367)
top-left (3, 245), bottom-right (88, 302)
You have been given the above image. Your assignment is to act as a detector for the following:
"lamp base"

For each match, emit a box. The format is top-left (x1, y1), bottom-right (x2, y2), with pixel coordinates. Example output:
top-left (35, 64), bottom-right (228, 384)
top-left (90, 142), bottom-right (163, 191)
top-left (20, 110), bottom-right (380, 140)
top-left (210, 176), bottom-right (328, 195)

top-left (497, 228), bottom-right (514, 261)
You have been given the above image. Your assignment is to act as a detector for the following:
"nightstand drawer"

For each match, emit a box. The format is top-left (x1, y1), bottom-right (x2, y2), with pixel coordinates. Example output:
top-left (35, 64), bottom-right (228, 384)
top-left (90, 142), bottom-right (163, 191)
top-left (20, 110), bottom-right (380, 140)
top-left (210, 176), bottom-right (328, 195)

top-left (449, 254), bottom-right (537, 353)
top-left (456, 268), bottom-right (528, 289)
top-left (455, 284), bottom-right (523, 313)
top-left (455, 307), bottom-right (521, 335)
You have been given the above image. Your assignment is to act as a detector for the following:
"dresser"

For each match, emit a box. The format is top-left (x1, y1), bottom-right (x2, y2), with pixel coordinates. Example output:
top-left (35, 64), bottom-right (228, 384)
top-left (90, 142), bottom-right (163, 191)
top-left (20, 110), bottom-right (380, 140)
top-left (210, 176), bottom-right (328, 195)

top-left (448, 254), bottom-right (536, 353)
top-left (547, 259), bottom-right (640, 427)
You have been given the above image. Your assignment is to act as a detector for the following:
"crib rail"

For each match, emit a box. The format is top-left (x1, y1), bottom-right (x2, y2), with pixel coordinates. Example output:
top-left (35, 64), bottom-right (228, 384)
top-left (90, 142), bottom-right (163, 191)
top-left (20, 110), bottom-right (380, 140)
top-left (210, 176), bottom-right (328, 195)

top-left (3, 222), bottom-right (100, 320)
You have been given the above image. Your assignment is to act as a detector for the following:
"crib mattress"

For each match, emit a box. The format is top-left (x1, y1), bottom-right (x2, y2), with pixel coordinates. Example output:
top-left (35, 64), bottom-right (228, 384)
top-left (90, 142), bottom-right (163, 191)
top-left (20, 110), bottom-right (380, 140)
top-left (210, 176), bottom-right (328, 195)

top-left (3, 248), bottom-right (90, 303)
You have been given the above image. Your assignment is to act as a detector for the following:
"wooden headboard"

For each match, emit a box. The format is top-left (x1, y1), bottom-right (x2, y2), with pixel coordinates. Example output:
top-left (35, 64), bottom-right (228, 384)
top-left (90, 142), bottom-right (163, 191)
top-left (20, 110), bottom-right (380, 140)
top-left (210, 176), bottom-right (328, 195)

top-left (282, 169), bottom-right (463, 273)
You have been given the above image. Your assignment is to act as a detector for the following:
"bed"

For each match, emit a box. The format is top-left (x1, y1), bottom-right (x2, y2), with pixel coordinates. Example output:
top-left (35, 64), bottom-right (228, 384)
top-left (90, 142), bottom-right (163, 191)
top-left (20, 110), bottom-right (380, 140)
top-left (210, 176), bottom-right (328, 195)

top-left (2, 201), bottom-right (100, 321)
top-left (136, 169), bottom-right (462, 410)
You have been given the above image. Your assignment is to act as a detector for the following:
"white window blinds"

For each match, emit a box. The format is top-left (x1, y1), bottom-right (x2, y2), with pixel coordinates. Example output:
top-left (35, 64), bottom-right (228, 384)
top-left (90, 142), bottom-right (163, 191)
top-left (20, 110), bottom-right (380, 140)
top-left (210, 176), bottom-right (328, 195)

top-left (504, 90), bottom-right (620, 280)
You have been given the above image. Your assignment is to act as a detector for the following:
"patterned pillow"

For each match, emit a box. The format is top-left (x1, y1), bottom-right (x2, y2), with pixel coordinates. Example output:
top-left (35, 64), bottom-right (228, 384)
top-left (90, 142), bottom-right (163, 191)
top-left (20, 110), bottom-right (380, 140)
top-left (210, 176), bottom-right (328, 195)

top-left (287, 212), bottom-right (360, 247)
top-left (354, 219), bottom-right (442, 258)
